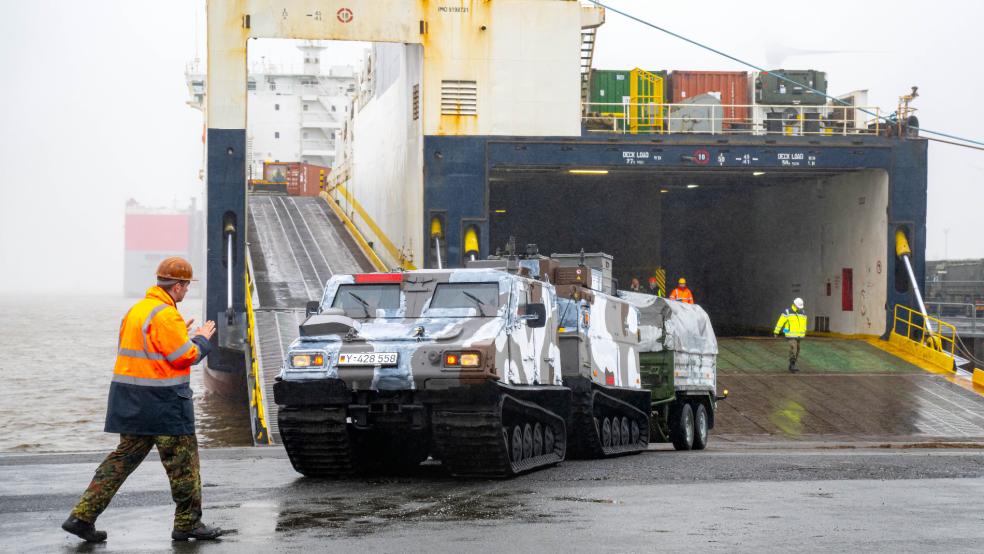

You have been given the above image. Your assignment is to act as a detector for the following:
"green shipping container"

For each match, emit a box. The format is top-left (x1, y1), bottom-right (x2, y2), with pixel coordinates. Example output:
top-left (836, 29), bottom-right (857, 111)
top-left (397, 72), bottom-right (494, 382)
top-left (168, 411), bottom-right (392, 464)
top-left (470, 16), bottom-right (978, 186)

top-left (588, 69), bottom-right (667, 116)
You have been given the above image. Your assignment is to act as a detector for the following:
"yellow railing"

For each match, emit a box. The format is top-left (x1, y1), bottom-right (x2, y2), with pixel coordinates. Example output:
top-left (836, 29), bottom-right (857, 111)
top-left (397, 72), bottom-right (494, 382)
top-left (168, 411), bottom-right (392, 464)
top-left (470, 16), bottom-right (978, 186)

top-left (583, 102), bottom-right (882, 136)
top-left (244, 270), bottom-right (272, 445)
top-left (628, 68), bottom-right (666, 134)
top-left (892, 304), bottom-right (957, 358)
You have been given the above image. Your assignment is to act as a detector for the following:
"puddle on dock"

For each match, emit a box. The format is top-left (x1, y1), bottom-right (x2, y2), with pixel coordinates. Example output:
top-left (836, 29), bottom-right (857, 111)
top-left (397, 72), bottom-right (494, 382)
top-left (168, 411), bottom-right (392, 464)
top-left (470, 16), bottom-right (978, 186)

top-left (269, 488), bottom-right (552, 537)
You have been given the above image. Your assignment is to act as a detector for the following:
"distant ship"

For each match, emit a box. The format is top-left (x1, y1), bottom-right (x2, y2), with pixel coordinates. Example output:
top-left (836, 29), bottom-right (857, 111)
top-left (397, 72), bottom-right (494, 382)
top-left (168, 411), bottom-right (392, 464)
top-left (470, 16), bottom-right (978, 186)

top-left (123, 198), bottom-right (204, 297)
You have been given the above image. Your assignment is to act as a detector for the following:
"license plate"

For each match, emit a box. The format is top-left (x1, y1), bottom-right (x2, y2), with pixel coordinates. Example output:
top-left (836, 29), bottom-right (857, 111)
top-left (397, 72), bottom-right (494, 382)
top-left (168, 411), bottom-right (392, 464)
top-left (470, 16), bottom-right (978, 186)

top-left (337, 352), bottom-right (398, 366)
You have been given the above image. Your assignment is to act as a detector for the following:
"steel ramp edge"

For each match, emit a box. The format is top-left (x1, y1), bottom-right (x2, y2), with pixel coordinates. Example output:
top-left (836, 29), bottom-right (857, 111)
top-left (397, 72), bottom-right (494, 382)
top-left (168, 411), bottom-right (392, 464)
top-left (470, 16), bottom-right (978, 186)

top-left (318, 191), bottom-right (388, 271)
top-left (867, 337), bottom-right (984, 399)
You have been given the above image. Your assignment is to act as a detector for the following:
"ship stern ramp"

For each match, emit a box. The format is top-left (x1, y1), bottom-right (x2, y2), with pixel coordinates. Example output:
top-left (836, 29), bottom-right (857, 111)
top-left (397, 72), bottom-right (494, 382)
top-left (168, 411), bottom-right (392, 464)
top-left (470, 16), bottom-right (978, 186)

top-left (245, 195), bottom-right (373, 444)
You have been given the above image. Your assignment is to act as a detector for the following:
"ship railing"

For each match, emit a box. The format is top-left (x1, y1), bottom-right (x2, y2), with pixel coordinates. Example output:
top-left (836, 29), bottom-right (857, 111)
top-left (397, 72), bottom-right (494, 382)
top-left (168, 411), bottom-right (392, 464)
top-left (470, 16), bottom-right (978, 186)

top-left (893, 303), bottom-right (958, 358)
top-left (301, 139), bottom-right (334, 151)
top-left (925, 302), bottom-right (981, 333)
top-left (244, 267), bottom-right (272, 445)
top-left (582, 102), bottom-right (884, 136)
top-left (301, 112), bottom-right (336, 123)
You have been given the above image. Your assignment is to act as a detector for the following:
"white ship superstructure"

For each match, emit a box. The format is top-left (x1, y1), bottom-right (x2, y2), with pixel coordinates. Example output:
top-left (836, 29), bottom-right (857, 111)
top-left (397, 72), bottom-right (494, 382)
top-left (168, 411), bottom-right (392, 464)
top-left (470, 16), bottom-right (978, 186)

top-left (186, 41), bottom-right (357, 178)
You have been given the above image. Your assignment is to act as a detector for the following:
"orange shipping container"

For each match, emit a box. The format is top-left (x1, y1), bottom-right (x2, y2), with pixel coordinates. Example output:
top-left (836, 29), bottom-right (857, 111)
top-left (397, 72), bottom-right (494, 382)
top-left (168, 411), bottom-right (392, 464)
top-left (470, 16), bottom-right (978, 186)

top-left (262, 162), bottom-right (330, 196)
top-left (671, 71), bottom-right (749, 128)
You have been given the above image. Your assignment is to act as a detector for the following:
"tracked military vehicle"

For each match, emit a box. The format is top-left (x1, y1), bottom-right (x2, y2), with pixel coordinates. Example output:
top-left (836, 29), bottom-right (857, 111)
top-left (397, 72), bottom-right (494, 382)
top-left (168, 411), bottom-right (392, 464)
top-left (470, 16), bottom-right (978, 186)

top-left (471, 250), bottom-right (653, 458)
top-left (273, 266), bottom-right (571, 478)
top-left (273, 249), bottom-right (719, 478)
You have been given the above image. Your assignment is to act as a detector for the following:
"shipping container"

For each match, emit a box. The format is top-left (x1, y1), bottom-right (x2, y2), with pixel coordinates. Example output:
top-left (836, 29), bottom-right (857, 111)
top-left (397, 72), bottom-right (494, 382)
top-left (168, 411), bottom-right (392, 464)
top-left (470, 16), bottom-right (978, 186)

top-left (754, 69), bottom-right (827, 105)
top-left (670, 71), bottom-right (749, 128)
top-left (588, 69), bottom-right (667, 116)
top-left (258, 161), bottom-right (330, 196)
top-left (300, 163), bottom-right (331, 197)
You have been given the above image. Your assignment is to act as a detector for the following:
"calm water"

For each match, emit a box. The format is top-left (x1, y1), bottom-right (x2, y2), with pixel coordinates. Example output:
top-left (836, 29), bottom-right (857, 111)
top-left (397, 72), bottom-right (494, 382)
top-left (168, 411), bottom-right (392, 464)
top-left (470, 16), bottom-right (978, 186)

top-left (0, 295), bottom-right (252, 453)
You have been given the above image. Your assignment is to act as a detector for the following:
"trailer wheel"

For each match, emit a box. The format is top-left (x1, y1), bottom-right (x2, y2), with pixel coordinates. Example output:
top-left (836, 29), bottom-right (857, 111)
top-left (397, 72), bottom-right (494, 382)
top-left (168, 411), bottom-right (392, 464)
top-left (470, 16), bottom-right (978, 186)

top-left (692, 402), bottom-right (709, 451)
top-left (671, 402), bottom-right (694, 451)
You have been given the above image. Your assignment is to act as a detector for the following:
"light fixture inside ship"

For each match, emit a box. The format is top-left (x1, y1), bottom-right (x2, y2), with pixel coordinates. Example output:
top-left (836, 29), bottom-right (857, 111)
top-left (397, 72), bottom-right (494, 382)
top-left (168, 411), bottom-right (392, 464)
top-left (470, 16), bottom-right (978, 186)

top-left (568, 169), bottom-right (609, 175)
top-left (686, 184), bottom-right (699, 189)
top-left (660, 189), bottom-right (669, 194)
top-left (753, 171), bottom-right (766, 176)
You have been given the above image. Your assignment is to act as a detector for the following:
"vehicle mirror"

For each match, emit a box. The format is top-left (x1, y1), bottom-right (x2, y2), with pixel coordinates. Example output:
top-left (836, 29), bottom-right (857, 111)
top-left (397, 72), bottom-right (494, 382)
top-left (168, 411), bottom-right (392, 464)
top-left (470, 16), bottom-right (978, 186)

top-left (522, 303), bottom-right (547, 328)
top-left (305, 301), bottom-right (321, 318)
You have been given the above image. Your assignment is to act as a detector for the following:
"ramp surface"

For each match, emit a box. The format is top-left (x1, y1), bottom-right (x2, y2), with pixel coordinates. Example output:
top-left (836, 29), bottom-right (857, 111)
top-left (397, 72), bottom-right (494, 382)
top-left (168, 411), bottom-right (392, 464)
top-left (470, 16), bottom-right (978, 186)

top-left (715, 337), bottom-right (984, 442)
top-left (247, 195), bottom-right (373, 442)
top-left (718, 337), bottom-right (925, 374)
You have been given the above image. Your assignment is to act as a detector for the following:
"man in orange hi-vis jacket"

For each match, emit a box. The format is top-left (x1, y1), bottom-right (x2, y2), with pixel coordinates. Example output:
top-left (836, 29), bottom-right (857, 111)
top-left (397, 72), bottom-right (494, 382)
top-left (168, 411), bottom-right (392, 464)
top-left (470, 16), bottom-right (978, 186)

top-left (668, 278), bottom-right (695, 304)
top-left (62, 257), bottom-right (223, 543)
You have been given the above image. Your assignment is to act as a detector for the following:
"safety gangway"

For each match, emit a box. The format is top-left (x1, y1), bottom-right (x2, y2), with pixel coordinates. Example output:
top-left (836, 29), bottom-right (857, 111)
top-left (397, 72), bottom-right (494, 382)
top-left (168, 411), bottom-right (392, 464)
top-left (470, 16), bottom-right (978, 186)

top-left (244, 195), bottom-right (374, 444)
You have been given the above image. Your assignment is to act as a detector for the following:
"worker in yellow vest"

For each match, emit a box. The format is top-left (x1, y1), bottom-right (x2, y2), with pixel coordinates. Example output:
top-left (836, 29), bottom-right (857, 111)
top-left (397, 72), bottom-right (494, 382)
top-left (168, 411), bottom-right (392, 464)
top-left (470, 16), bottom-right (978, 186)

top-left (774, 297), bottom-right (807, 373)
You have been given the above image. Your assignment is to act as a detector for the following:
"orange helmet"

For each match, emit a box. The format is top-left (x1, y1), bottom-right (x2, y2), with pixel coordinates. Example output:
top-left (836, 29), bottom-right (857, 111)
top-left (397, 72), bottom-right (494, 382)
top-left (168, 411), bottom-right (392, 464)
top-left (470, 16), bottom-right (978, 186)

top-left (156, 256), bottom-right (196, 281)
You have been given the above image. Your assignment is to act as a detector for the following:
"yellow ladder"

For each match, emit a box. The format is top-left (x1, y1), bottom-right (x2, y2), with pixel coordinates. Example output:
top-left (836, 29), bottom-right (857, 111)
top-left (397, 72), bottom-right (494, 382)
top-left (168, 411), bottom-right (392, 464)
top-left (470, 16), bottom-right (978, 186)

top-left (628, 68), bottom-right (666, 134)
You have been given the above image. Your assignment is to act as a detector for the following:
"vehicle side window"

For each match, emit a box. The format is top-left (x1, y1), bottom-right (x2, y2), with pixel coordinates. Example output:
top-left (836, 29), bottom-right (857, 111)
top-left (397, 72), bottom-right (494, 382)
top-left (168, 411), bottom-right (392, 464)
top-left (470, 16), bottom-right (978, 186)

top-left (430, 282), bottom-right (499, 309)
top-left (516, 283), bottom-right (530, 316)
top-left (331, 284), bottom-right (401, 310)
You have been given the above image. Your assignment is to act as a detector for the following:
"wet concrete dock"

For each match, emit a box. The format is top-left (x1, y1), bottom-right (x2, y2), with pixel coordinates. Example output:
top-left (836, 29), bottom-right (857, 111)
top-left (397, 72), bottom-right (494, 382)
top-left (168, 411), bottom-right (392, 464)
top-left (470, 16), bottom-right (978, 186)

top-left (4, 445), bottom-right (984, 552)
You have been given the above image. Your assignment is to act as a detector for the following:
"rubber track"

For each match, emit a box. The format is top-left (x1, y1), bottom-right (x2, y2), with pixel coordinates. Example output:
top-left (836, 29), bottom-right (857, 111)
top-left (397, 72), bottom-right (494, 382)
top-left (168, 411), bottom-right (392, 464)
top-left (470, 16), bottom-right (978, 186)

top-left (278, 407), bottom-right (354, 478)
top-left (569, 385), bottom-right (650, 458)
top-left (432, 394), bottom-right (566, 478)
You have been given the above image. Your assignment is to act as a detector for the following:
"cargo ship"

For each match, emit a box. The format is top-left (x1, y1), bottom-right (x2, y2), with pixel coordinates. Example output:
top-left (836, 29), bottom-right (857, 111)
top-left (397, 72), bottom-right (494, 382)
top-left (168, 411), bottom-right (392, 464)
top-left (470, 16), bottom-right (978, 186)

top-left (123, 199), bottom-right (204, 298)
top-left (196, 2), bottom-right (928, 415)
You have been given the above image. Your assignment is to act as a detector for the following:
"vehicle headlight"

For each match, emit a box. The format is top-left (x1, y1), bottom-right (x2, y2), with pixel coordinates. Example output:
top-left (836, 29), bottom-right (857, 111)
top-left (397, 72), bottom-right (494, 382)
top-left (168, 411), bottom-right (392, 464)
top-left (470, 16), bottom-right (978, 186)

top-left (444, 351), bottom-right (481, 368)
top-left (290, 353), bottom-right (326, 368)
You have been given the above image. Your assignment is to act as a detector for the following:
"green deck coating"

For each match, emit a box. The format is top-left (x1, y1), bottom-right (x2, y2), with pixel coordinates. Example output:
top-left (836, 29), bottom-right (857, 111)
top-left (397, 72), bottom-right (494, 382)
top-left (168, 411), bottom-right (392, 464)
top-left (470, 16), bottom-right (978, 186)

top-left (717, 337), bottom-right (924, 374)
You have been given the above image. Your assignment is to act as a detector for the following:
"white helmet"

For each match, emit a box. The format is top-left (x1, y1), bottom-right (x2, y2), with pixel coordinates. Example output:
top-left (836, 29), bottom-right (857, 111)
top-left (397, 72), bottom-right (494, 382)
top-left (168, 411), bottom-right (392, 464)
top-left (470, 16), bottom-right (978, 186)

top-left (793, 298), bottom-right (804, 309)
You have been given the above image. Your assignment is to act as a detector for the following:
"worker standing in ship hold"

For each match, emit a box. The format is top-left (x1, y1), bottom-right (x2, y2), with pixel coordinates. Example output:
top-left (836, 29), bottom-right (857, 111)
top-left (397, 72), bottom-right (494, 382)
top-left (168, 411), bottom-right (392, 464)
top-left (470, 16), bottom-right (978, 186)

top-left (774, 297), bottom-right (808, 373)
top-left (62, 257), bottom-right (223, 543)
top-left (669, 278), bottom-right (694, 304)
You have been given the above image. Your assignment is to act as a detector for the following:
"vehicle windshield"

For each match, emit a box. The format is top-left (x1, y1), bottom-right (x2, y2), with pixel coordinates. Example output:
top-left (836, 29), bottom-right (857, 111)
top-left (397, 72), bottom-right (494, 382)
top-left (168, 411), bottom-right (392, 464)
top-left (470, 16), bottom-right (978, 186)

top-left (331, 284), bottom-right (401, 314)
top-left (429, 282), bottom-right (499, 315)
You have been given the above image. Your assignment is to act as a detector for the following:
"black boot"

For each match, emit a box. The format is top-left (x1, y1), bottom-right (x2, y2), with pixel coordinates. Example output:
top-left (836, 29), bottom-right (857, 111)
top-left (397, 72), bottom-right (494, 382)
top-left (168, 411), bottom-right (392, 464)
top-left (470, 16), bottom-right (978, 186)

top-left (788, 361), bottom-right (799, 373)
top-left (62, 516), bottom-right (107, 543)
top-left (172, 522), bottom-right (223, 541)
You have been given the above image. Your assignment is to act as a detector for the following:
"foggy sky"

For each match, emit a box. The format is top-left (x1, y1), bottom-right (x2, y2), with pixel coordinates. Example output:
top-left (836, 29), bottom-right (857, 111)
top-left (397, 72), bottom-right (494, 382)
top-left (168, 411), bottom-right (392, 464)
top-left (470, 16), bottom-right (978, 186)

top-left (1, 0), bottom-right (981, 295)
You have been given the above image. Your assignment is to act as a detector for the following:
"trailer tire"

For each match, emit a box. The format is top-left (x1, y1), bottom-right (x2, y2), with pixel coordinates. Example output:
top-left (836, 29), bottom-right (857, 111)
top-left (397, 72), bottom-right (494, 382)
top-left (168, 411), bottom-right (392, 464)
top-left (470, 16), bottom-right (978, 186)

top-left (671, 402), bottom-right (694, 451)
top-left (692, 402), bottom-right (709, 451)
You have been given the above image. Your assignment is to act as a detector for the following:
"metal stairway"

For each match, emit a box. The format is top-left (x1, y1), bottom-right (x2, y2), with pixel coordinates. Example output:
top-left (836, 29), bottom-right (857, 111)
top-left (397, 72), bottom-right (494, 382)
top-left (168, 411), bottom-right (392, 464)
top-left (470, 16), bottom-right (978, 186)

top-left (579, 26), bottom-right (597, 113)
top-left (245, 195), bottom-right (373, 444)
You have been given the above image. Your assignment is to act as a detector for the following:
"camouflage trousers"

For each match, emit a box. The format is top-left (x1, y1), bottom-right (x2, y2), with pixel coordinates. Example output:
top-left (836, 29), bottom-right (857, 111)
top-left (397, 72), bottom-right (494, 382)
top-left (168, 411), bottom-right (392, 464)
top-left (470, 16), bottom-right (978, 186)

top-left (788, 338), bottom-right (802, 364)
top-left (71, 434), bottom-right (202, 531)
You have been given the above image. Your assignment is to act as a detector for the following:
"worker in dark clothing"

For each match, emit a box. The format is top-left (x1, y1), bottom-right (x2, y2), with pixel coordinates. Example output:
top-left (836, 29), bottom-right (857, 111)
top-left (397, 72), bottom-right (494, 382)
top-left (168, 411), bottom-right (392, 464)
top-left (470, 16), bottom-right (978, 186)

top-left (630, 278), bottom-right (642, 292)
top-left (774, 297), bottom-right (808, 373)
top-left (647, 276), bottom-right (663, 297)
top-left (62, 257), bottom-right (222, 543)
